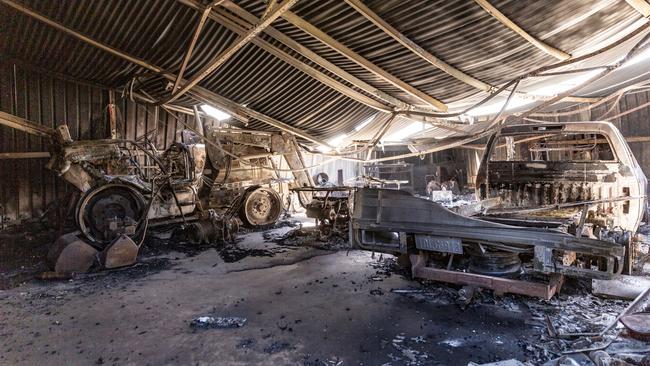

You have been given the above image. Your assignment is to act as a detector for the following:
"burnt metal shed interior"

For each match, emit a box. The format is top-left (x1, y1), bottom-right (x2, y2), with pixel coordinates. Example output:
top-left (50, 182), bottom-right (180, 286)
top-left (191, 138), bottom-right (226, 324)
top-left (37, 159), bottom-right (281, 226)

top-left (3, 0), bottom-right (650, 365)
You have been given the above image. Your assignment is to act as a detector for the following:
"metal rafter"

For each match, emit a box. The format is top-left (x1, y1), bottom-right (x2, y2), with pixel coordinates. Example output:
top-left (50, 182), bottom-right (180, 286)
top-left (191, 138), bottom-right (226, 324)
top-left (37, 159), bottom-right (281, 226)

top-left (172, 0), bottom-right (226, 92)
top-left (163, 0), bottom-right (299, 104)
top-left (474, 0), bottom-right (571, 60)
top-left (213, 0), bottom-right (430, 112)
top-left (344, 0), bottom-right (493, 93)
top-left (208, 7), bottom-right (392, 112)
top-left (0, 110), bottom-right (54, 138)
top-left (625, 0), bottom-right (650, 17)
top-left (218, 0), bottom-right (593, 106)
top-left (0, 0), bottom-right (331, 147)
top-left (279, 10), bottom-right (449, 111)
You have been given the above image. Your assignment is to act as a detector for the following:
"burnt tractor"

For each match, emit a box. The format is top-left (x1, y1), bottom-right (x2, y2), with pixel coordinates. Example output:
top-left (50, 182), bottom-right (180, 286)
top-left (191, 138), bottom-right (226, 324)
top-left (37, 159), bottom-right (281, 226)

top-left (45, 124), bottom-right (312, 272)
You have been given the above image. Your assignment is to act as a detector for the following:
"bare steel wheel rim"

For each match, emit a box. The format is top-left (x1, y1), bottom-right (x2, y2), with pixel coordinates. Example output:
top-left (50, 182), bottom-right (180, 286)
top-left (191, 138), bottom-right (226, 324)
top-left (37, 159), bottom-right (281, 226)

top-left (76, 183), bottom-right (146, 248)
top-left (239, 187), bottom-right (282, 227)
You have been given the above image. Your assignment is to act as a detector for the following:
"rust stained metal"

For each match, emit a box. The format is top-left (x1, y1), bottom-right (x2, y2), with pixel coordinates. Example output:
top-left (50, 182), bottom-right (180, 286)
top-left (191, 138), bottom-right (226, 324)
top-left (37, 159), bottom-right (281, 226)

top-left (476, 122), bottom-right (647, 232)
top-left (351, 188), bottom-right (627, 279)
top-left (620, 313), bottom-right (650, 339)
top-left (410, 254), bottom-right (565, 300)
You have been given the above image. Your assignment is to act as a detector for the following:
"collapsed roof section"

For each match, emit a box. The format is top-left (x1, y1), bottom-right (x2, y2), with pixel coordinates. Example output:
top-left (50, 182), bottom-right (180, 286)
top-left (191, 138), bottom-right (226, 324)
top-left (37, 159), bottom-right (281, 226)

top-left (1, 0), bottom-right (648, 147)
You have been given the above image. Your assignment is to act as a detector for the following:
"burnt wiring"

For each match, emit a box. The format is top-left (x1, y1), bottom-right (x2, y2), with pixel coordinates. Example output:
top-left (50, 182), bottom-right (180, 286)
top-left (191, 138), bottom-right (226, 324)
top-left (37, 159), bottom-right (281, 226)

top-left (529, 80), bottom-right (650, 118)
top-left (85, 136), bottom-right (191, 233)
top-left (361, 24), bottom-right (650, 122)
top-left (353, 79), bottom-right (522, 164)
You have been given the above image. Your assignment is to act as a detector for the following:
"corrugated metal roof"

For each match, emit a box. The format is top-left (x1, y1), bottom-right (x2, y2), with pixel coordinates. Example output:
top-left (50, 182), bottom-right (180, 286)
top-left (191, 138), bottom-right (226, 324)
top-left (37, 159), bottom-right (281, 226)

top-left (1, 0), bottom-right (647, 144)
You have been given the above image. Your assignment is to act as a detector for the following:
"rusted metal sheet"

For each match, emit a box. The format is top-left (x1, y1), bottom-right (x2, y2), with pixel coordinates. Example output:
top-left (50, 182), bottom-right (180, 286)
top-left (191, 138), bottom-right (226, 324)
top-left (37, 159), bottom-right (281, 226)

top-left (410, 253), bottom-right (564, 300)
top-left (620, 313), bottom-right (650, 339)
top-left (46, 231), bottom-right (98, 273)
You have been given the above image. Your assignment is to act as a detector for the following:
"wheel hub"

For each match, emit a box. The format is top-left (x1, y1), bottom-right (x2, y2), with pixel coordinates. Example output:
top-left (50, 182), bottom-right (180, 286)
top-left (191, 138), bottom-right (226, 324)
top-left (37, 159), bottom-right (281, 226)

top-left (239, 187), bottom-right (282, 227)
top-left (76, 184), bottom-right (146, 247)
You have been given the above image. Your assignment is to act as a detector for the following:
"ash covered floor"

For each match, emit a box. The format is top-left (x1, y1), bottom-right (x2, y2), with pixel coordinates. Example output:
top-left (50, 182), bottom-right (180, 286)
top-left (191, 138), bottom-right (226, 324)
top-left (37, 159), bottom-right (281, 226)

top-left (0, 221), bottom-right (644, 365)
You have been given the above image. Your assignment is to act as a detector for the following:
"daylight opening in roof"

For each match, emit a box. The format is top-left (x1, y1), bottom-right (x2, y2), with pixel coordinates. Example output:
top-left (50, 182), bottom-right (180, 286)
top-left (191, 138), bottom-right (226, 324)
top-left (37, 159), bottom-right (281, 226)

top-left (384, 122), bottom-right (431, 142)
top-left (327, 134), bottom-right (347, 147)
top-left (355, 115), bottom-right (375, 131)
top-left (200, 104), bottom-right (232, 121)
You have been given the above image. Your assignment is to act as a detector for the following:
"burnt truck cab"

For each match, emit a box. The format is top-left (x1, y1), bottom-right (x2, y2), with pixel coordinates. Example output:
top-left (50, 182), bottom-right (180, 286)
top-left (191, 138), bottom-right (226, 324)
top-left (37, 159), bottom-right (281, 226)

top-left (349, 122), bottom-right (646, 294)
top-left (476, 122), bottom-right (647, 235)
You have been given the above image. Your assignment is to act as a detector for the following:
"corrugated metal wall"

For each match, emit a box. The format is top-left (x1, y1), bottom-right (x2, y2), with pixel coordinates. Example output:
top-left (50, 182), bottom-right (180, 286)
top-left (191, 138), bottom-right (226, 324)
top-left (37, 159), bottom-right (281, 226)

top-left (0, 62), bottom-right (196, 221)
top-left (305, 153), bottom-right (363, 185)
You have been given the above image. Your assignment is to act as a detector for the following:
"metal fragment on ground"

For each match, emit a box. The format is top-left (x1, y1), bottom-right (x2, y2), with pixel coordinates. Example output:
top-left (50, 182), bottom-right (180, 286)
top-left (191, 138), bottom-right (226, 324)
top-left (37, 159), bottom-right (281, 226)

top-left (190, 316), bottom-right (247, 329)
top-left (619, 312), bottom-right (650, 339)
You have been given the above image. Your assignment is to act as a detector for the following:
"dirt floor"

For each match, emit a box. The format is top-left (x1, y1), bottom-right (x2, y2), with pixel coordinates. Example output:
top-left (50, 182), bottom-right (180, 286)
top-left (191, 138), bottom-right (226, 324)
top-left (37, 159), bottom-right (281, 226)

top-left (0, 218), bottom-right (646, 365)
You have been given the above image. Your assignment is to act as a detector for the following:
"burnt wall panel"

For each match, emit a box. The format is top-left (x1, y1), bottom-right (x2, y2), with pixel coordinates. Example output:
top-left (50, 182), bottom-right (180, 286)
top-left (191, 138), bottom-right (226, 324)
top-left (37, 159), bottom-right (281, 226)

top-left (0, 62), bottom-right (191, 222)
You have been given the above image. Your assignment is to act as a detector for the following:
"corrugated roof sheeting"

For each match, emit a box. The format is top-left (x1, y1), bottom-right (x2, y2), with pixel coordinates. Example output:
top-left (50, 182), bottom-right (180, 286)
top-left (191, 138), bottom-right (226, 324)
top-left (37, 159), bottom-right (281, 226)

top-left (267, 17), bottom-right (404, 99)
top-left (0, 0), bottom-right (647, 144)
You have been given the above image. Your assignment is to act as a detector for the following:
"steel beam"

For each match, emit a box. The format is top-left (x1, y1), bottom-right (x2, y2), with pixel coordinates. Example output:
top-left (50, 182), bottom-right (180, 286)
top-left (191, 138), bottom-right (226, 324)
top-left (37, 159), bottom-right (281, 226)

top-left (185, 87), bottom-right (330, 146)
top-left (165, 0), bottom-right (299, 104)
top-left (343, 0), bottom-right (595, 105)
top-left (0, 110), bottom-right (54, 138)
top-left (211, 8), bottom-right (392, 112)
top-left (474, 0), bottom-right (571, 60)
top-left (2, 0), bottom-right (331, 147)
top-left (625, 0), bottom-right (650, 17)
top-left (280, 10), bottom-right (448, 111)
top-left (0, 152), bottom-right (50, 159)
top-left (172, 0), bottom-right (226, 92)
top-left (214, 0), bottom-right (430, 112)
top-left (345, 0), bottom-right (493, 93)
